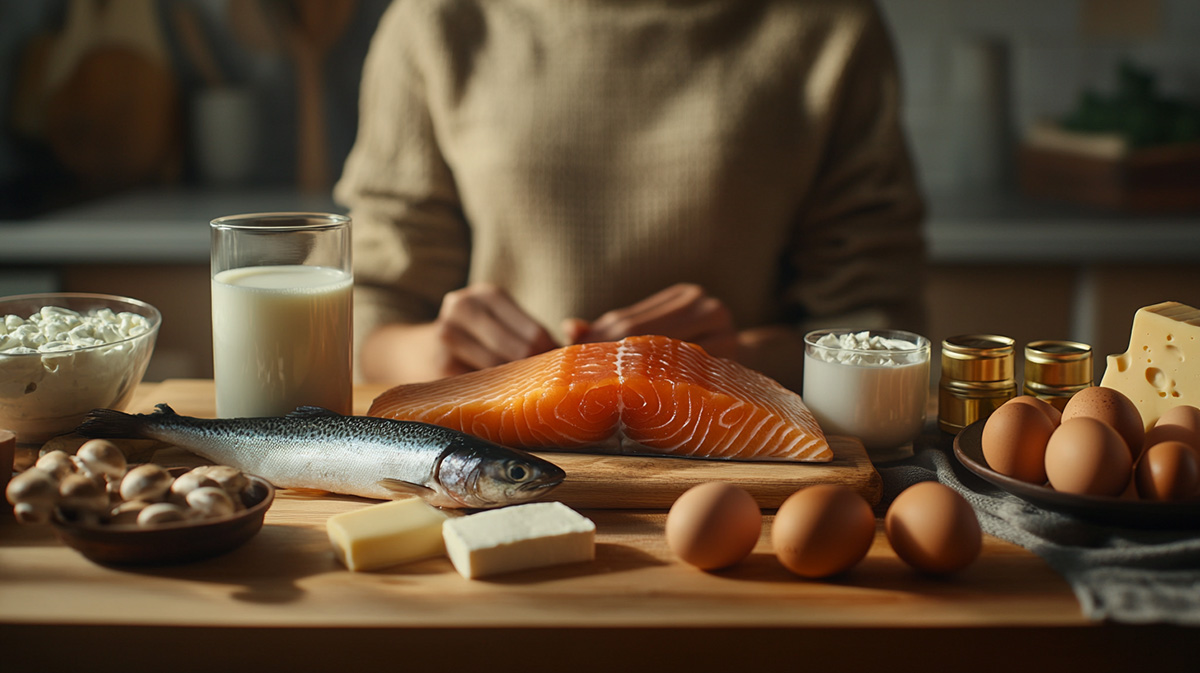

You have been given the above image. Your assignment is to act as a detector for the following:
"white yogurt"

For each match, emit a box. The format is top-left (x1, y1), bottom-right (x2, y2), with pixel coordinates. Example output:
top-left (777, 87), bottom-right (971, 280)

top-left (802, 329), bottom-right (930, 461)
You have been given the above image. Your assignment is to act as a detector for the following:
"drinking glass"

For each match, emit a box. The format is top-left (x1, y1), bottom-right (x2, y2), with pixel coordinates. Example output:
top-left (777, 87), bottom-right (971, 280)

top-left (211, 212), bottom-right (352, 417)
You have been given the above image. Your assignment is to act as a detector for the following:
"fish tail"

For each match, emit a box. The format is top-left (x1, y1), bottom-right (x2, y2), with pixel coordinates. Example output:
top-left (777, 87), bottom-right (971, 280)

top-left (76, 403), bottom-right (178, 439)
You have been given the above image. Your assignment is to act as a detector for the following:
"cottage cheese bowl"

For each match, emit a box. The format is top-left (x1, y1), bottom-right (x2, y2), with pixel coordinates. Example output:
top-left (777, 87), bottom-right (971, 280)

top-left (803, 329), bottom-right (931, 463)
top-left (0, 293), bottom-right (161, 444)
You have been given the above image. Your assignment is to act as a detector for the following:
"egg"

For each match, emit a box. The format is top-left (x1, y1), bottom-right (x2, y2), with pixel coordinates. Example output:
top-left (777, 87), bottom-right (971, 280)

top-left (665, 482), bottom-right (762, 570)
top-left (981, 399), bottom-right (1057, 484)
top-left (1061, 386), bottom-right (1145, 460)
top-left (1004, 395), bottom-right (1063, 425)
top-left (1044, 417), bottom-right (1132, 497)
top-left (1144, 405), bottom-right (1200, 450)
top-left (1135, 441), bottom-right (1200, 501)
top-left (771, 484), bottom-right (875, 579)
top-left (885, 482), bottom-right (981, 575)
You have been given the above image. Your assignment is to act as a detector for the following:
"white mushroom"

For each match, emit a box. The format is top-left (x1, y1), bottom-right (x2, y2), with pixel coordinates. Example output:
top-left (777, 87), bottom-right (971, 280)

top-left (119, 464), bottom-right (174, 503)
top-left (137, 502), bottom-right (189, 527)
top-left (34, 451), bottom-right (76, 480)
top-left (185, 486), bottom-right (236, 520)
top-left (76, 439), bottom-right (127, 483)
top-left (6, 468), bottom-right (59, 524)
top-left (108, 499), bottom-right (151, 525)
top-left (168, 470), bottom-right (219, 505)
top-left (191, 465), bottom-right (249, 507)
top-left (57, 473), bottom-right (109, 519)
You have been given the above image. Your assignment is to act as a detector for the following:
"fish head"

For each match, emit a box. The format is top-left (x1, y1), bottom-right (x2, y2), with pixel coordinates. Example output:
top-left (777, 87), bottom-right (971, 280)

top-left (437, 438), bottom-right (566, 508)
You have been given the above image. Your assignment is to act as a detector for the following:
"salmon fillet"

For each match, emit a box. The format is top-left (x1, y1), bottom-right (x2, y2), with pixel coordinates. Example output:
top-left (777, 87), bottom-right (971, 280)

top-left (368, 335), bottom-right (832, 462)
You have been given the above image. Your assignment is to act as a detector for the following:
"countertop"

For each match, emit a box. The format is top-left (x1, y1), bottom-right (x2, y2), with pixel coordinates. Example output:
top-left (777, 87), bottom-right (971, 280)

top-left (1, 187), bottom-right (1199, 265)
top-left (0, 381), bottom-right (1192, 673)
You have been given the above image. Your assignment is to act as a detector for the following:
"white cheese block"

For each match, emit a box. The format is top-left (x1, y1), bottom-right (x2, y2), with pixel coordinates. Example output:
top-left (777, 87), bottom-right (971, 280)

top-left (326, 498), bottom-right (449, 572)
top-left (442, 501), bottom-right (596, 579)
top-left (1101, 301), bottom-right (1200, 429)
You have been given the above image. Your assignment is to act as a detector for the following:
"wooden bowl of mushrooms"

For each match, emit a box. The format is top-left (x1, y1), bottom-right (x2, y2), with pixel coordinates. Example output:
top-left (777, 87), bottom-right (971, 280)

top-left (6, 439), bottom-right (274, 565)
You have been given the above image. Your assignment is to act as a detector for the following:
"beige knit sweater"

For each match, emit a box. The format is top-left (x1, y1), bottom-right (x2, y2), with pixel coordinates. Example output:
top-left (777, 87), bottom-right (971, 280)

top-left (335, 0), bottom-right (926, 376)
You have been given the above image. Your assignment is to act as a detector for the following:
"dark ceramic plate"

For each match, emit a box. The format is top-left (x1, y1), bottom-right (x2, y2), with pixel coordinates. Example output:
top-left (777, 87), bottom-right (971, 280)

top-left (953, 420), bottom-right (1200, 529)
top-left (52, 469), bottom-right (275, 565)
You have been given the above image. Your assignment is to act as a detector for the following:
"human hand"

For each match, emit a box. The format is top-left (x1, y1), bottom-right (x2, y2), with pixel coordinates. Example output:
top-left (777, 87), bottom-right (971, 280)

top-left (565, 283), bottom-right (739, 359)
top-left (434, 283), bottom-right (560, 371)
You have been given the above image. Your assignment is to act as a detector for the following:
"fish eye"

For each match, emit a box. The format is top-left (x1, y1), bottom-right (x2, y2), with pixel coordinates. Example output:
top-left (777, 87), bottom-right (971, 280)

top-left (506, 463), bottom-right (529, 482)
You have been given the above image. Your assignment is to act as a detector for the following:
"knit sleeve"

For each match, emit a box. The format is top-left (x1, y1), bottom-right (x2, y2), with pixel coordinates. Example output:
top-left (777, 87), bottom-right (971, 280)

top-left (333, 0), bottom-right (470, 373)
top-left (785, 3), bottom-right (927, 334)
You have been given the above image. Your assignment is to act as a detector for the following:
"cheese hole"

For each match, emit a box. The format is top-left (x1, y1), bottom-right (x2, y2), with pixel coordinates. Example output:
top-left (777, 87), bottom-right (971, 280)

top-left (1146, 367), bottom-right (1168, 390)
top-left (1165, 344), bottom-right (1183, 362)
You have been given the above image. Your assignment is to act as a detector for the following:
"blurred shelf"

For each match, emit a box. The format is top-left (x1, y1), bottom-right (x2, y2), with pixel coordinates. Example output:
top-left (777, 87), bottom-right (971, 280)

top-left (925, 187), bottom-right (1200, 265)
top-left (0, 188), bottom-right (340, 264)
top-left (2, 186), bottom-right (1198, 266)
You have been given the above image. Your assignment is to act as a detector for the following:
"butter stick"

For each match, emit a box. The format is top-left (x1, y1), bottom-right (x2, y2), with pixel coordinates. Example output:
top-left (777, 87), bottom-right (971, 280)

top-left (327, 498), bottom-right (449, 572)
top-left (442, 501), bottom-right (595, 579)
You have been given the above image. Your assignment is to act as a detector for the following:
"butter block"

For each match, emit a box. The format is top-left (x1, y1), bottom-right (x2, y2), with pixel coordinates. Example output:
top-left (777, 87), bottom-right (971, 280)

top-left (442, 501), bottom-right (595, 579)
top-left (327, 498), bottom-right (449, 572)
top-left (1101, 301), bottom-right (1200, 429)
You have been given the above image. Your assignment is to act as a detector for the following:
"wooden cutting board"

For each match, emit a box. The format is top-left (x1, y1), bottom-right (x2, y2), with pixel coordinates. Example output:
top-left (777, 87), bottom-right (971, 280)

top-left (125, 380), bottom-right (882, 509)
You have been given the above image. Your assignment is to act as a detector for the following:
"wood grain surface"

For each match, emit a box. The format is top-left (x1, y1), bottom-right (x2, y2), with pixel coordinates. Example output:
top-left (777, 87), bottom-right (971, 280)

top-left (2, 382), bottom-right (1192, 673)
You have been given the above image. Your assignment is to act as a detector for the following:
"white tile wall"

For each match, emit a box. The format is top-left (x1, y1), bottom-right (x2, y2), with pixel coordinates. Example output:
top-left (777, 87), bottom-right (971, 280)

top-left (878, 0), bottom-right (1200, 192)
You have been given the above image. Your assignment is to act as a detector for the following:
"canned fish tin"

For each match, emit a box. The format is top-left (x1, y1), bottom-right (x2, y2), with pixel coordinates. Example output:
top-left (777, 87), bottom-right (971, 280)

top-left (1024, 340), bottom-right (1093, 410)
top-left (938, 334), bottom-right (1016, 434)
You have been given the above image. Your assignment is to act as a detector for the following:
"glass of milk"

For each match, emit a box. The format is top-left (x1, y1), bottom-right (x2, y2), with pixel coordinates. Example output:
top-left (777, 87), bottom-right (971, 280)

top-left (802, 329), bottom-right (931, 463)
top-left (211, 213), bottom-right (352, 418)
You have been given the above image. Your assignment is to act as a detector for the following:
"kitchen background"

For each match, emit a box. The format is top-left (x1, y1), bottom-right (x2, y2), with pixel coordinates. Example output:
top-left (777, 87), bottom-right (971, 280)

top-left (0, 0), bottom-right (1198, 384)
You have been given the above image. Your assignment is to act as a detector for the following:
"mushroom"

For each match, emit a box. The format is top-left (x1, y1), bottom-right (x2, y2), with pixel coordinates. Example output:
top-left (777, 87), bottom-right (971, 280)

top-left (119, 464), bottom-right (174, 503)
top-left (35, 451), bottom-right (77, 480)
top-left (57, 473), bottom-right (109, 523)
top-left (6, 468), bottom-right (59, 524)
top-left (137, 502), bottom-right (189, 527)
top-left (168, 470), bottom-right (219, 505)
top-left (191, 465), bottom-right (249, 507)
top-left (185, 486), bottom-right (236, 520)
top-left (76, 439), bottom-right (127, 484)
top-left (108, 499), bottom-right (151, 525)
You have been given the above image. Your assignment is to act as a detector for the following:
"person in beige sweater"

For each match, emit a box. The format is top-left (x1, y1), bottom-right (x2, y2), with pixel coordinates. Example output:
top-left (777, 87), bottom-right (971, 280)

top-left (335, 0), bottom-right (926, 392)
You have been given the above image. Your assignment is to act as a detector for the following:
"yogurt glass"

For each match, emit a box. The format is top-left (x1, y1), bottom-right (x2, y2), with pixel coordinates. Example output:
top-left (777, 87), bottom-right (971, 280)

top-left (802, 329), bottom-right (930, 463)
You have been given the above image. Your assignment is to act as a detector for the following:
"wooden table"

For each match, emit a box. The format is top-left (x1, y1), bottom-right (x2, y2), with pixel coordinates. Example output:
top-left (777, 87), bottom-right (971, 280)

top-left (1, 381), bottom-right (1191, 672)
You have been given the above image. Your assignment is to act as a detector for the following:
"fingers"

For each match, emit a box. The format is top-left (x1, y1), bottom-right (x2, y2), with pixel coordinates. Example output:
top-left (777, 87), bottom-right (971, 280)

top-left (437, 284), bottom-right (558, 371)
top-left (576, 283), bottom-right (737, 355)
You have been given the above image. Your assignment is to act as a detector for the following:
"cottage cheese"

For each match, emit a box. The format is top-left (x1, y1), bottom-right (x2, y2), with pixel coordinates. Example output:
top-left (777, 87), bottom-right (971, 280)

top-left (0, 306), bottom-right (156, 442)
top-left (803, 329), bottom-right (931, 458)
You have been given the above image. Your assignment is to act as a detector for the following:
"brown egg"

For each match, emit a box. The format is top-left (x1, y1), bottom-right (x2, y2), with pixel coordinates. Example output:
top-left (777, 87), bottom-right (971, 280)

top-left (771, 484), bottom-right (875, 579)
top-left (981, 400), bottom-right (1056, 484)
top-left (1144, 405), bottom-right (1200, 450)
top-left (1135, 441), bottom-right (1200, 501)
top-left (1004, 395), bottom-right (1063, 425)
top-left (1061, 386), bottom-right (1145, 460)
top-left (1044, 417), bottom-right (1132, 497)
top-left (666, 482), bottom-right (762, 570)
top-left (885, 482), bottom-right (981, 575)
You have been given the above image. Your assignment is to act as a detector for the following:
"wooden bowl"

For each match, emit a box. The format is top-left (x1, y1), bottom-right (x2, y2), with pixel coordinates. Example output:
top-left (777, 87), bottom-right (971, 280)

top-left (51, 471), bottom-right (274, 565)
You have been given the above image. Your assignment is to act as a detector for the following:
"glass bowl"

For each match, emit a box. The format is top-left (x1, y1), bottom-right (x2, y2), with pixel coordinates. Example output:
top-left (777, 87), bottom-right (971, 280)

top-left (0, 293), bottom-right (161, 444)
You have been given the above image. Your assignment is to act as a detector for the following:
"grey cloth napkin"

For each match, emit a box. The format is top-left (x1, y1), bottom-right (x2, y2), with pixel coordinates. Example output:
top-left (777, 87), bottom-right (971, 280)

top-left (875, 445), bottom-right (1200, 625)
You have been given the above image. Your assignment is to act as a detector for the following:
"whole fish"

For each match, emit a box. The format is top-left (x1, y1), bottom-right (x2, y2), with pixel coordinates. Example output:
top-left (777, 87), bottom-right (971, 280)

top-left (76, 404), bottom-right (566, 508)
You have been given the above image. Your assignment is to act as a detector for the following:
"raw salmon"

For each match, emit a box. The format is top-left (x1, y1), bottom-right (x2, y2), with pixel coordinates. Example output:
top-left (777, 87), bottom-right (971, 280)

top-left (368, 335), bottom-right (832, 462)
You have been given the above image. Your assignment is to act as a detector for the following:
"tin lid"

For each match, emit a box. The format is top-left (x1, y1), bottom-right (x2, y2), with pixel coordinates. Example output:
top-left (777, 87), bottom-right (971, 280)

top-left (1025, 340), bottom-right (1093, 386)
top-left (940, 334), bottom-right (1015, 382)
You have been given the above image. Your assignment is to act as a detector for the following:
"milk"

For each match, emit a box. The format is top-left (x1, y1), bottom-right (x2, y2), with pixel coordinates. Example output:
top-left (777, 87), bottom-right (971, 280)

top-left (803, 330), bottom-right (930, 462)
top-left (212, 265), bottom-right (352, 418)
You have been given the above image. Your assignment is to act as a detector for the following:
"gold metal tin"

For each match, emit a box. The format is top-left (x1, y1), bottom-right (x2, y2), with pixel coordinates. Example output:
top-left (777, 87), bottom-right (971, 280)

top-left (938, 334), bottom-right (1016, 433)
top-left (1024, 340), bottom-right (1093, 410)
